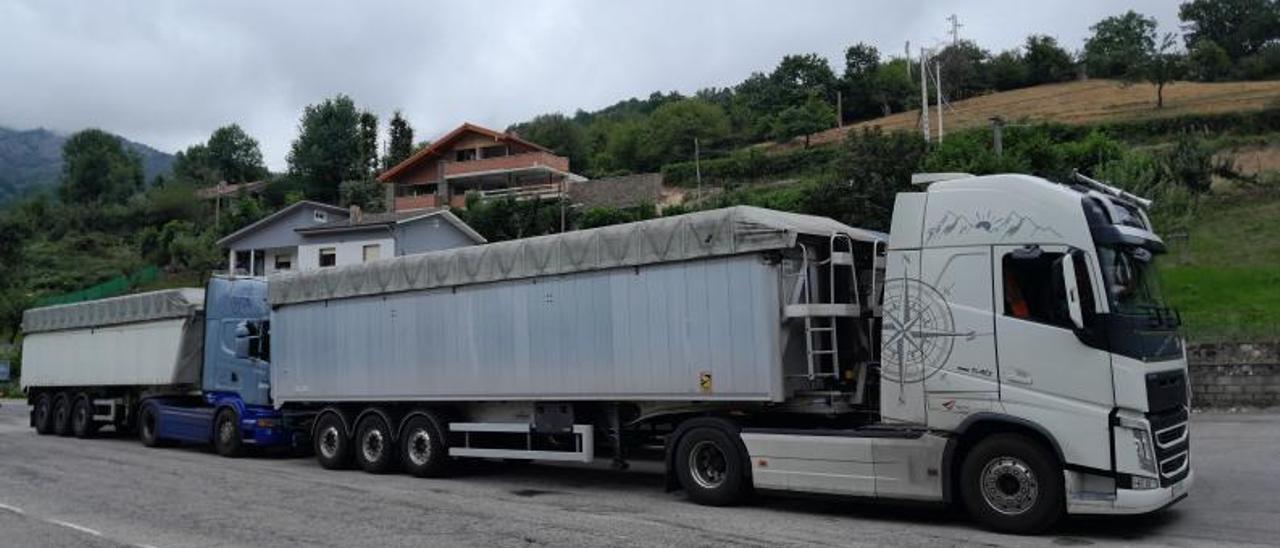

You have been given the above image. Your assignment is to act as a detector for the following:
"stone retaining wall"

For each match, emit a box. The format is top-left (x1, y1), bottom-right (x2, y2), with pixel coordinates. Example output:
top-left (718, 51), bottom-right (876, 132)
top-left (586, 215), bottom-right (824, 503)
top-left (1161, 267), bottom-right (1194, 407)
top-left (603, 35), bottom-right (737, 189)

top-left (1188, 343), bottom-right (1280, 408)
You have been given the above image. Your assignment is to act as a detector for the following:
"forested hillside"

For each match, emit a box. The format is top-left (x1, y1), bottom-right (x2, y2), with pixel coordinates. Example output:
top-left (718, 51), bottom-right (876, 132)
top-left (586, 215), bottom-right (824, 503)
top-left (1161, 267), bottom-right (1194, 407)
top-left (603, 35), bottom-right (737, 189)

top-left (0, 126), bottom-right (173, 205)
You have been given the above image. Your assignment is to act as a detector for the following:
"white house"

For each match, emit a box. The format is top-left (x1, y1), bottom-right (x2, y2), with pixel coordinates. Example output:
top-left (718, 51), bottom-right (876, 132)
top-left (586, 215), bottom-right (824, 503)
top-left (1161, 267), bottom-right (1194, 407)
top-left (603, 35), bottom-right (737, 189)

top-left (217, 201), bottom-right (484, 275)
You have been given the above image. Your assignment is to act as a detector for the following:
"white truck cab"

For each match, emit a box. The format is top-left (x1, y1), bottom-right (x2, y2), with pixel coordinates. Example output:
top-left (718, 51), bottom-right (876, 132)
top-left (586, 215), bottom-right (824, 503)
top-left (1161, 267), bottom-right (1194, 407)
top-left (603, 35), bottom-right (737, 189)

top-left (743, 172), bottom-right (1190, 533)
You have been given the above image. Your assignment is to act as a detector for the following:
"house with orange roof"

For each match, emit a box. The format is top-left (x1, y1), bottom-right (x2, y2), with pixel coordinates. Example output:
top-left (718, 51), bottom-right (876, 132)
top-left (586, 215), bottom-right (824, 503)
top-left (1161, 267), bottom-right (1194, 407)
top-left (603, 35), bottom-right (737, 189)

top-left (377, 122), bottom-right (585, 212)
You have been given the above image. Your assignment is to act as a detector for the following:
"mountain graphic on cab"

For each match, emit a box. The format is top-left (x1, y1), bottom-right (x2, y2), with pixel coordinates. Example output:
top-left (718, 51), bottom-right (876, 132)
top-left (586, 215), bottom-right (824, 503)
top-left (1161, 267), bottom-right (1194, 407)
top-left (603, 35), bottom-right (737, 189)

top-left (925, 210), bottom-right (1062, 243)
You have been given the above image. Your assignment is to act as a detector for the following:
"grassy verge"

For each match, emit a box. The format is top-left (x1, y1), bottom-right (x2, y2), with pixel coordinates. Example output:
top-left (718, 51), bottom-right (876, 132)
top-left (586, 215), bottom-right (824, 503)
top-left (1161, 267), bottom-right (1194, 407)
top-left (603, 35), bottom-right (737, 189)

top-left (1162, 191), bottom-right (1280, 342)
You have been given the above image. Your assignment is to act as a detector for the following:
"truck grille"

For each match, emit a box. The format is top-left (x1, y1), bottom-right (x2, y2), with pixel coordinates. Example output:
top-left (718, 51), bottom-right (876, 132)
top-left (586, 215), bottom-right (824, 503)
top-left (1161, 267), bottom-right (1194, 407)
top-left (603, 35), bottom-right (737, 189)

top-left (1146, 369), bottom-right (1188, 413)
top-left (1147, 406), bottom-right (1190, 486)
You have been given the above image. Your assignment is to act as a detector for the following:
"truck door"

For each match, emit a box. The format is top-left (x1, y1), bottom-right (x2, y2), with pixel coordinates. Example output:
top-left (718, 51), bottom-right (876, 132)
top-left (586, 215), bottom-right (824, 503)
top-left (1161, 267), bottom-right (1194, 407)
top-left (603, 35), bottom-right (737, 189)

top-left (920, 246), bottom-right (1000, 430)
top-left (992, 245), bottom-right (1113, 465)
top-left (880, 249), bottom-right (927, 424)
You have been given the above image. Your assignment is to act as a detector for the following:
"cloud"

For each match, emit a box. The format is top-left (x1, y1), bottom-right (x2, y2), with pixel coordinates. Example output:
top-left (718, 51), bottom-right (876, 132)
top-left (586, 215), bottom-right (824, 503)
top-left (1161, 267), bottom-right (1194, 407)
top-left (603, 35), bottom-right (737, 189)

top-left (0, 0), bottom-right (1181, 170)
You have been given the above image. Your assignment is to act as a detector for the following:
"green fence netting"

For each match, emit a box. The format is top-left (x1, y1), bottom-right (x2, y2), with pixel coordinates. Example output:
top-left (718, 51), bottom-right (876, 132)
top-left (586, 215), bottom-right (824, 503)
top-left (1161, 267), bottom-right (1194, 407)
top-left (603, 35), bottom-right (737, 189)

top-left (34, 265), bottom-right (160, 307)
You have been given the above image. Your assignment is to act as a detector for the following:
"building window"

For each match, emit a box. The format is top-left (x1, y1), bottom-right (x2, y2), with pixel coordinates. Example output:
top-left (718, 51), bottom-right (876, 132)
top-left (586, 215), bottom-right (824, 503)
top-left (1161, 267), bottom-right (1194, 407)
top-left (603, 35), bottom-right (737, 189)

top-left (274, 254), bottom-right (292, 271)
top-left (481, 145), bottom-right (508, 159)
top-left (362, 244), bottom-right (381, 263)
top-left (318, 248), bottom-right (336, 267)
top-left (314, 210), bottom-right (328, 223)
top-left (455, 149), bottom-right (476, 162)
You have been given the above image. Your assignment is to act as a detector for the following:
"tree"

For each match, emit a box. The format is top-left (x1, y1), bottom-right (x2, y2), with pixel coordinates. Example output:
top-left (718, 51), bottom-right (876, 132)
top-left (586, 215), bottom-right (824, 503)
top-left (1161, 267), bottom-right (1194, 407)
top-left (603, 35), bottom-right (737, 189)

top-left (286, 94), bottom-right (363, 203)
top-left (170, 144), bottom-right (220, 187)
top-left (771, 94), bottom-right (835, 147)
top-left (507, 113), bottom-right (588, 172)
top-left (1186, 38), bottom-right (1234, 80)
top-left (870, 58), bottom-right (916, 116)
top-left (58, 129), bottom-right (143, 204)
top-left (934, 40), bottom-right (993, 99)
top-left (338, 179), bottom-right (387, 213)
top-left (988, 50), bottom-right (1029, 91)
top-left (383, 110), bottom-right (414, 171)
top-left (840, 43), bottom-right (882, 121)
top-left (358, 111), bottom-right (379, 178)
top-left (769, 53), bottom-right (839, 107)
top-left (1147, 33), bottom-right (1187, 108)
top-left (1023, 35), bottom-right (1076, 85)
top-left (640, 98), bottom-right (731, 169)
top-left (805, 128), bottom-right (926, 231)
top-left (1179, 0), bottom-right (1280, 60)
top-left (1084, 11), bottom-right (1158, 78)
top-left (206, 124), bottom-right (268, 183)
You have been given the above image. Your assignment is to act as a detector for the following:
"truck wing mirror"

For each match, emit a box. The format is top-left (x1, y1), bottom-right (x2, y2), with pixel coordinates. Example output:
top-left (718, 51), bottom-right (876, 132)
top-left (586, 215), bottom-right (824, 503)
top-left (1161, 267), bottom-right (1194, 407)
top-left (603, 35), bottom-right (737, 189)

top-left (234, 322), bottom-right (252, 359)
top-left (1061, 253), bottom-right (1085, 330)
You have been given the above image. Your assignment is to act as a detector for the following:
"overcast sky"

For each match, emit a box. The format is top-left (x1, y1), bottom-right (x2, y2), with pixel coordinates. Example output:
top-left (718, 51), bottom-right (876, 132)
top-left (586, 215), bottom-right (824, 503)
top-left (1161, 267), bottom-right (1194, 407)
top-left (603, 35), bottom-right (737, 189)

top-left (0, 1), bottom-right (1182, 170)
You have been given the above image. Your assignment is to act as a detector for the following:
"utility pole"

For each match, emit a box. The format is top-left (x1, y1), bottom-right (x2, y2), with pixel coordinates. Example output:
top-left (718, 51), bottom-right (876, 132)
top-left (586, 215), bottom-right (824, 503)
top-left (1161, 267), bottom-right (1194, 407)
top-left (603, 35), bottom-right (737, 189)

top-left (694, 137), bottom-right (703, 204)
top-left (947, 14), bottom-right (963, 45)
top-left (836, 91), bottom-right (843, 128)
top-left (935, 61), bottom-right (944, 142)
top-left (990, 116), bottom-right (1005, 158)
top-left (920, 48), bottom-right (930, 144)
top-left (905, 41), bottom-right (912, 78)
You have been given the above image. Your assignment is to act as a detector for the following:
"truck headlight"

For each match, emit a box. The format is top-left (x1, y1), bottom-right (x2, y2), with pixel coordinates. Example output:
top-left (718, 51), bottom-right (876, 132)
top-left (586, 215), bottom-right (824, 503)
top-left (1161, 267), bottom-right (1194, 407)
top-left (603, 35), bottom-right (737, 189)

top-left (1132, 428), bottom-right (1157, 474)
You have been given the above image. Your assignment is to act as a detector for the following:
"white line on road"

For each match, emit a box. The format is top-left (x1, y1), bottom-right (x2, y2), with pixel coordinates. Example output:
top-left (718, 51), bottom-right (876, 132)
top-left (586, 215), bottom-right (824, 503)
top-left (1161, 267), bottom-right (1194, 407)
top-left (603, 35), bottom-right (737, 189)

top-left (46, 518), bottom-right (104, 537)
top-left (0, 502), bottom-right (24, 515)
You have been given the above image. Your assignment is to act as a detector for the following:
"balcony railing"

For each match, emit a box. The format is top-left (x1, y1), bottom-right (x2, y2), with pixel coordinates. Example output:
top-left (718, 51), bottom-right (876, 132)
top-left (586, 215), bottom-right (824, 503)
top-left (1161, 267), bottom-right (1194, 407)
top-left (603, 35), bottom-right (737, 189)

top-left (443, 151), bottom-right (570, 178)
top-left (474, 183), bottom-right (566, 202)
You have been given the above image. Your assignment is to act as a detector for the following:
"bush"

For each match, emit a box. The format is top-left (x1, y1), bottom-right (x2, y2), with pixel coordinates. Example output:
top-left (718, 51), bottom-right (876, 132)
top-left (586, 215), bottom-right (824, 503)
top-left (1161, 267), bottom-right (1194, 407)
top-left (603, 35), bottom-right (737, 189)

top-left (577, 204), bottom-right (657, 229)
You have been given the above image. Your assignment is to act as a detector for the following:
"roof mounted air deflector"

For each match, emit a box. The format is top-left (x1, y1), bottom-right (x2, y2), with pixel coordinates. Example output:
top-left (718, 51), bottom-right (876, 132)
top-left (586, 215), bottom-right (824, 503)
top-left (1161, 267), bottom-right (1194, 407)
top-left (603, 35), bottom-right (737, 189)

top-left (911, 173), bottom-right (974, 186)
top-left (1071, 170), bottom-right (1153, 210)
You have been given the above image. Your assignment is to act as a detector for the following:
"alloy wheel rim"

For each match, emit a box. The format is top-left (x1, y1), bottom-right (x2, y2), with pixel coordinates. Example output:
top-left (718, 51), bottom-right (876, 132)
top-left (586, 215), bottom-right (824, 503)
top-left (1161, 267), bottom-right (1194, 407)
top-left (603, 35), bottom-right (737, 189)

top-left (362, 429), bottom-right (385, 463)
top-left (319, 426), bottom-right (340, 459)
top-left (980, 456), bottom-right (1039, 515)
top-left (688, 440), bottom-right (728, 490)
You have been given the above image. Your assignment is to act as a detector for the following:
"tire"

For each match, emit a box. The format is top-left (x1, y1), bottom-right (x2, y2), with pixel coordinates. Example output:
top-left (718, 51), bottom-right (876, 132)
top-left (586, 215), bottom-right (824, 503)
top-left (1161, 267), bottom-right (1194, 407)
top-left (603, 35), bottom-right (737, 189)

top-left (51, 393), bottom-right (73, 437)
top-left (313, 413), bottom-right (353, 470)
top-left (674, 423), bottom-right (750, 506)
top-left (71, 395), bottom-right (98, 439)
top-left (400, 414), bottom-right (450, 478)
top-left (213, 408), bottom-right (245, 458)
top-left (354, 414), bottom-right (397, 474)
top-left (33, 393), bottom-right (54, 435)
top-left (138, 403), bottom-right (164, 448)
top-left (960, 433), bottom-right (1064, 534)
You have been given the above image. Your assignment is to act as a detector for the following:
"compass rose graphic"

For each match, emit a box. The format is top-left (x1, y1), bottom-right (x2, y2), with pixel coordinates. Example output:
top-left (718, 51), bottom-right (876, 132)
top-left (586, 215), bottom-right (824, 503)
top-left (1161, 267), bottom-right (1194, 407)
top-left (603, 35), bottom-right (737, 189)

top-left (880, 277), bottom-right (973, 383)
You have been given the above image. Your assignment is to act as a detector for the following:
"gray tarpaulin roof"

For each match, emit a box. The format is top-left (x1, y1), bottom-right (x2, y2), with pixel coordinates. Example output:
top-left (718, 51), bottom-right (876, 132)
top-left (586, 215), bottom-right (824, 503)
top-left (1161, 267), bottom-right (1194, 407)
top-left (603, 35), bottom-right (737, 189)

top-left (23, 288), bottom-right (205, 334)
top-left (269, 206), bottom-right (884, 306)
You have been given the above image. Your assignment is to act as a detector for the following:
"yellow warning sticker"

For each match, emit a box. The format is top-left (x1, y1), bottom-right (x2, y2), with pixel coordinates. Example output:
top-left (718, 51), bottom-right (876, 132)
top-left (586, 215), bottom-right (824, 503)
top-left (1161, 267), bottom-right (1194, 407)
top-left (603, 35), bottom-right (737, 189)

top-left (698, 371), bottom-right (713, 393)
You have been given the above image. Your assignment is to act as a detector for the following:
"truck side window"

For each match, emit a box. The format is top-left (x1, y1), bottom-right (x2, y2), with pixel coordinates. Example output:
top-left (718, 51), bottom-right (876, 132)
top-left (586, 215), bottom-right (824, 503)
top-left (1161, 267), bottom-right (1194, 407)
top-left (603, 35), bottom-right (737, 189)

top-left (1002, 251), bottom-right (1071, 328)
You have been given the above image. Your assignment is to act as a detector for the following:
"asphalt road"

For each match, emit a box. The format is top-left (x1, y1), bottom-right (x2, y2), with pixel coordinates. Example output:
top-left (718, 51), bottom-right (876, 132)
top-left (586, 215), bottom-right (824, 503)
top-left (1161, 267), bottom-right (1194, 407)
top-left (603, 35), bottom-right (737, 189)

top-left (0, 401), bottom-right (1276, 548)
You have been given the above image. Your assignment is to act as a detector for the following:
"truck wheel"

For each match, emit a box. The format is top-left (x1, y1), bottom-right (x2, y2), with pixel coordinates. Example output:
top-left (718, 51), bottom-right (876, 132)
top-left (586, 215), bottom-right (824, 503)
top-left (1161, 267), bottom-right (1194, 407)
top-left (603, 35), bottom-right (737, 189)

top-left (52, 393), bottom-right (73, 437)
top-left (355, 414), bottom-right (397, 474)
top-left (138, 403), bottom-right (164, 447)
top-left (33, 393), bottom-right (54, 435)
top-left (314, 413), bottom-right (353, 470)
top-left (960, 433), bottom-right (1064, 534)
top-left (71, 396), bottom-right (98, 439)
top-left (400, 414), bottom-right (450, 478)
top-left (213, 409), bottom-right (245, 458)
top-left (675, 424), bottom-right (749, 506)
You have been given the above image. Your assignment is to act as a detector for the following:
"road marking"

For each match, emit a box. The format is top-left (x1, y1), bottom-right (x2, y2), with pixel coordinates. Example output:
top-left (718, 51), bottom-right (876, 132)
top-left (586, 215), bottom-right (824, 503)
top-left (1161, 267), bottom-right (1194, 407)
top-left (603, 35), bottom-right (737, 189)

top-left (0, 502), bottom-right (24, 515)
top-left (46, 518), bottom-right (104, 537)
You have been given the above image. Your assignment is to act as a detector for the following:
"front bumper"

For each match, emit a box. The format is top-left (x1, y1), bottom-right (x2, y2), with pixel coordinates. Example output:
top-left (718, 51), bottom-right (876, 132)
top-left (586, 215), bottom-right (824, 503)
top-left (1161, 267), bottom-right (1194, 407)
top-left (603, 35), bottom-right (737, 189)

top-left (1068, 469), bottom-right (1193, 515)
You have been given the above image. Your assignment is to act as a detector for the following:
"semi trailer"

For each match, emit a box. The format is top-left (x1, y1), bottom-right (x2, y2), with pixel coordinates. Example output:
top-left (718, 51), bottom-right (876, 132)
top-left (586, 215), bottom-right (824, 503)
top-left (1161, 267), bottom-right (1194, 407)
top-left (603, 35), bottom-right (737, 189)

top-left (23, 172), bottom-right (1191, 533)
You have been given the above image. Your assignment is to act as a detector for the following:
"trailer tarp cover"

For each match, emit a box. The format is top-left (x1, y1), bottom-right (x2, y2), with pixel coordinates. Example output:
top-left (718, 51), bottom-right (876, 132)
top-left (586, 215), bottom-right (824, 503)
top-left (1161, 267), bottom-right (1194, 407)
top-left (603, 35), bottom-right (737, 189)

top-left (22, 288), bottom-right (204, 334)
top-left (269, 206), bottom-right (882, 306)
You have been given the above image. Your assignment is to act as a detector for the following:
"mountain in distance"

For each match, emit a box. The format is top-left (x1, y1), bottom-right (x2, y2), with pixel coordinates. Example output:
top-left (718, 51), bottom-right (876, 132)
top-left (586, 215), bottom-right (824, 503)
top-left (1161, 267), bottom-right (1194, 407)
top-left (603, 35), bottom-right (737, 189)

top-left (0, 125), bottom-right (174, 205)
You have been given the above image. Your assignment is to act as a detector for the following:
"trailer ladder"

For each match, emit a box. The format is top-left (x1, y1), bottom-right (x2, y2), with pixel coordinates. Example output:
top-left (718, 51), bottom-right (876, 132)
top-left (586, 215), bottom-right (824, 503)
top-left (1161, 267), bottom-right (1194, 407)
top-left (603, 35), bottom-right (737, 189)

top-left (786, 233), bottom-right (860, 381)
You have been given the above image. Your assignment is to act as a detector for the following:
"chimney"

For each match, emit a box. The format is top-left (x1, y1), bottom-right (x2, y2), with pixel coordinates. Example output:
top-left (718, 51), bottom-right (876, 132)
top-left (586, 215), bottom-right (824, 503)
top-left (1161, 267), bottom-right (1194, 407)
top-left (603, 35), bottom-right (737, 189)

top-left (349, 205), bottom-right (362, 223)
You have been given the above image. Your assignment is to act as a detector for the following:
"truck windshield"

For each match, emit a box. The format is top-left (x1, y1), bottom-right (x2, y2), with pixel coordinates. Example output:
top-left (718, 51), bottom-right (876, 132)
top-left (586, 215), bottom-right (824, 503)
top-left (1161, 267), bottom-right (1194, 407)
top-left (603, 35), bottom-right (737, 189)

top-left (1098, 245), bottom-right (1170, 317)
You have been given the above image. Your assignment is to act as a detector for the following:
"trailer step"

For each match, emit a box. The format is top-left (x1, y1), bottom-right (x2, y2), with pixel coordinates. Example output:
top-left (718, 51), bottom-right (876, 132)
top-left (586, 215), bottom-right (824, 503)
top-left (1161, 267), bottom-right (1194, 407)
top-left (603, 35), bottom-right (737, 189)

top-left (785, 303), bottom-right (861, 318)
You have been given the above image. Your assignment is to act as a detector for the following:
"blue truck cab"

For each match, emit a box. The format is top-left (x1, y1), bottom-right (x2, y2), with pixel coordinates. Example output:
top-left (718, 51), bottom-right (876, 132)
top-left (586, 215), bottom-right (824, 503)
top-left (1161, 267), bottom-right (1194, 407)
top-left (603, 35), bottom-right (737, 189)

top-left (143, 276), bottom-right (295, 455)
